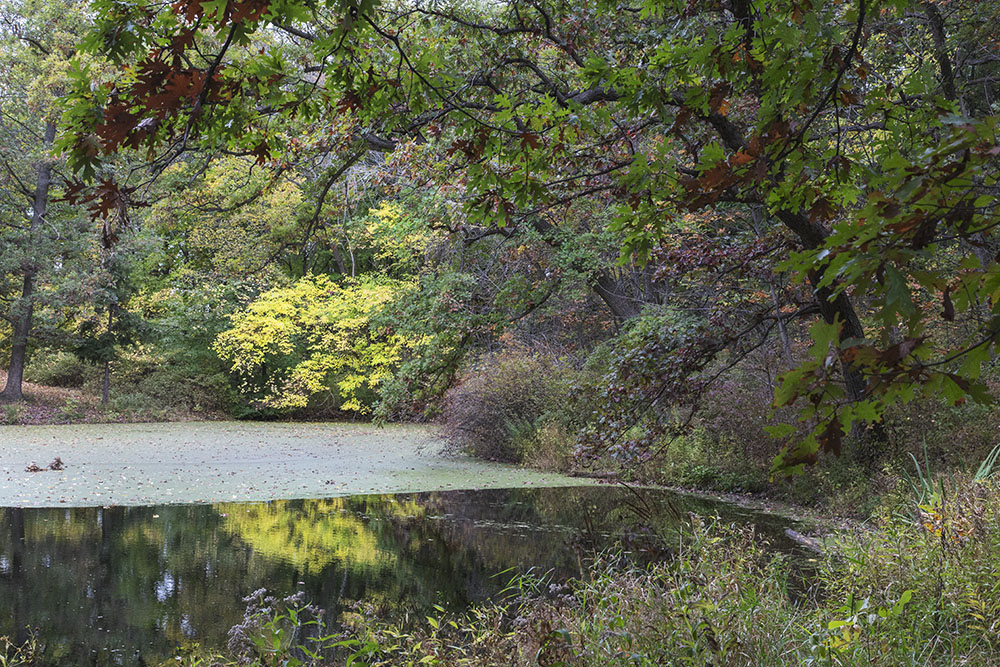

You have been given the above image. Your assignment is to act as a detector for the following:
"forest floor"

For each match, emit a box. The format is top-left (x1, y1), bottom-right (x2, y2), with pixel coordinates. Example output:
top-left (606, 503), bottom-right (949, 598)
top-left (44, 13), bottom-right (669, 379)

top-left (0, 421), bottom-right (590, 506)
top-left (0, 369), bottom-right (97, 422)
top-left (0, 370), bottom-right (214, 424)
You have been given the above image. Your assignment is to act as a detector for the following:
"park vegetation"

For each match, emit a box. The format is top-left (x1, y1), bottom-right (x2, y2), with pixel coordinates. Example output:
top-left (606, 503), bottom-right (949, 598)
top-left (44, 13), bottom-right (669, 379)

top-left (1, 0), bottom-right (1000, 662)
top-left (0, 0), bottom-right (995, 502)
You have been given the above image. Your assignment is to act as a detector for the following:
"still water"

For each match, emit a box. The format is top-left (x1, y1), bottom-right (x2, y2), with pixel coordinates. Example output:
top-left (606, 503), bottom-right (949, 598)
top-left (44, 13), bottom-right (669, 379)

top-left (0, 486), bottom-right (801, 664)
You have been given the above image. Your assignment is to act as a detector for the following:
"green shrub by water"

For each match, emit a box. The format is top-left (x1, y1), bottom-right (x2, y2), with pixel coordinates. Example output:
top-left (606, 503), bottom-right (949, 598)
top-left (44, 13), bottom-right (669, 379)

top-left (23, 350), bottom-right (89, 388)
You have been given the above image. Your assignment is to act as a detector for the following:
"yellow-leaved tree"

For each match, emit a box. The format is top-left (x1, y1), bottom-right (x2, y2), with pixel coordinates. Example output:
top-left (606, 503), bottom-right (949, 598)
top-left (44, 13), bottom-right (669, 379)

top-left (213, 275), bottom-right (411, 413)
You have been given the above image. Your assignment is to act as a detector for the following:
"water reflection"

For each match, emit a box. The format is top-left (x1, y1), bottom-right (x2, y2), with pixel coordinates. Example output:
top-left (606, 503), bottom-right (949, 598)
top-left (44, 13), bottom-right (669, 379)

top-left (0, 486), bottom-right (800, 665)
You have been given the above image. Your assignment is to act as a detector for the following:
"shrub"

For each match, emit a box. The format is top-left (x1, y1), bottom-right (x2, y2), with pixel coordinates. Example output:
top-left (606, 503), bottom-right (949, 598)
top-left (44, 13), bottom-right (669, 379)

top-left (819, 476), bottom-right (1000, 660)
top-left (521, 420), bottom-right (577, 472)
top-left (110, 348), bottom-right (233, 413)
top-left (105, 391), bottom-right (157, 416)
top-left (696, 369), bottom-right (789, 465)
top-left (56, 398), bottom-right (86, 422)
top-left (214, 274), bottom-right (412, 415)
top-left (1, 403), bottom-right (23, 425)
top-left (442, 349), bottom-right (582, 463)
top-left (885, 393), bottom-right (1000, 471)
top-left (23, 350), bottom-right (90, 388)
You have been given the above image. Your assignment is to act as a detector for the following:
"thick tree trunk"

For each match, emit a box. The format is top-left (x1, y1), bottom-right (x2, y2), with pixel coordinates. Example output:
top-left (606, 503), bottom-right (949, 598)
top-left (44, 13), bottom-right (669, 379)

top-left (330, 244), bottom-right (348, 274)
top-left (776, 209), bottom-right (888, 463)
top-left (1, 283), bottom-right (34, 402)
top-left (528, 215), bottom-right (650, 321)
top-left (592, 272), bottom-right (645, 321)
top-left (1, 122), bottom-right (56, 403)
top-left (704, 108), bottom-right (888, 460)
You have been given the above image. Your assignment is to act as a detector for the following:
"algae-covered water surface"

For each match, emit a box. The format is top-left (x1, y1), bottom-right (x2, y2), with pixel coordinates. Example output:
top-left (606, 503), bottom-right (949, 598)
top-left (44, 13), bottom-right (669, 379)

top-left (0, 422), bottom-right (589, 506)
top-left (0, 423), bottom-right (804, 664)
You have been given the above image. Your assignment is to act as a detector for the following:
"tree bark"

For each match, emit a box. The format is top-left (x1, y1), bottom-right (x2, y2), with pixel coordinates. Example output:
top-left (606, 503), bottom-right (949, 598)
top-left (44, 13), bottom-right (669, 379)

top-left (1, 122), bottom-right (56, 403)
top-left (768, 278), bottom-right (795, 369)
top-left (776, 209), bottom-right (888, 463)
top-left (330, 244), bottom-right (348, 274)
top-left (527, 215), bottom-right (650, 321)
top-left (922, 2), bottom-right (962, 110)
top-left (102, 307), bottom-right (113, 405)
top-left (592, 272), bottom-right (645, 321)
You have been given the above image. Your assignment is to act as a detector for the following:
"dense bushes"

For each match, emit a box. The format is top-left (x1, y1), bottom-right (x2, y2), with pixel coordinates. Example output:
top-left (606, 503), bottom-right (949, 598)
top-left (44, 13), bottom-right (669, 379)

top-left (94, 346), bottom-right (229, 410)
top-left (21, 345), bottom-right (233, 416)
top-left (442, 349), bottom-right (576, 463)
top-left (441, 346), bottom-right (609, 465)
top-left (23, 350), bottom-right (89, 388)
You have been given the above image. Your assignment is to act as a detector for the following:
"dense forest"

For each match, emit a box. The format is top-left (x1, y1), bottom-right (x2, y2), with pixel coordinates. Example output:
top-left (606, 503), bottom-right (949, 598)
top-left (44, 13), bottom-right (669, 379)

top-left (2, 0), bottom-right (1000, 486)
top-left (3, 0), bottom-right (999, 490)
top-left (1, 0), bottom-right (1000, 662)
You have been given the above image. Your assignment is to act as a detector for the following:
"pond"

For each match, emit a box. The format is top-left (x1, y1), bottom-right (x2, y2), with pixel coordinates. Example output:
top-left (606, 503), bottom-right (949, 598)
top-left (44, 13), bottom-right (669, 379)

top-left (0, 485), bottom-right (806, 665)
top-left (0, 422), bottom-right (593, 506)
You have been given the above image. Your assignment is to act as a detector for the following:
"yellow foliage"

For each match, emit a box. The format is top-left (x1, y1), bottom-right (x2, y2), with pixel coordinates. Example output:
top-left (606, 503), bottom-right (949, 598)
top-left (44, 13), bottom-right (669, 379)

top-left (217, 498), bottom-right (393, 574)
top-left (213, 274), bottom-right (412, 412)
top-left (364, 201), bottom-right (433, 271)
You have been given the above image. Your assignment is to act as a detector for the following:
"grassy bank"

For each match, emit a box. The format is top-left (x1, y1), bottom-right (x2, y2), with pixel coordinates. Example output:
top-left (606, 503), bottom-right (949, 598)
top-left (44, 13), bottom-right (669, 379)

top-left (331, 480), bottom-right (1000, 666)
top-left (351, 477), bottom-right (985, 665)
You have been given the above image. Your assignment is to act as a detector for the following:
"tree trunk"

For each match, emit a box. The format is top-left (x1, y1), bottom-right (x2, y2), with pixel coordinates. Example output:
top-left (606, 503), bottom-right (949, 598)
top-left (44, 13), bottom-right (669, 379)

top-left (102, 307), bottom-right (113, 405)
top-left (102, 362), bottom-right (111, 405)
top-left (527, 215), bottom-right (650, 321)
top-left (922, 2), bottom-right (963, 111)
top-left (1, 122), bottom-right (56, 403)
top-left (1, 283), bottom-right (34, 402)
top-left (330, 244), bottom-right (348, 274)
top-left (704, 108), bottom-right (888, 461)
top-left (592, 272), bottom-right (645, 321)
top-left (768, 278), bottom-right (795, 369)
top-left (776, 209), bottom-right (888, 463)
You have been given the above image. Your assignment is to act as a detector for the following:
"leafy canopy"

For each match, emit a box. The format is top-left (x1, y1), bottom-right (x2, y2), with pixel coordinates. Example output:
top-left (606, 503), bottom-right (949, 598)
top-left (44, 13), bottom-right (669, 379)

top-left (57, 0), bottom-right (1000, 471)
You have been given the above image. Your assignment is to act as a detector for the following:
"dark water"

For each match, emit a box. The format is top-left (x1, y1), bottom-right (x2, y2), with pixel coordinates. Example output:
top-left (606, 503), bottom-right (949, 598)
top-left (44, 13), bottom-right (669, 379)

top-left (0, 486), bottom-right (803, 664)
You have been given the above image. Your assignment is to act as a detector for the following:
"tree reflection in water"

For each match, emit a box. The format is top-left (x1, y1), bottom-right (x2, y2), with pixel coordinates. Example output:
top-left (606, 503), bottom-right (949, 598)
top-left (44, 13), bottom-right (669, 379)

top-left (0, 486), bottom-right (797, 665)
